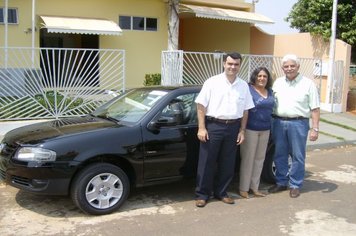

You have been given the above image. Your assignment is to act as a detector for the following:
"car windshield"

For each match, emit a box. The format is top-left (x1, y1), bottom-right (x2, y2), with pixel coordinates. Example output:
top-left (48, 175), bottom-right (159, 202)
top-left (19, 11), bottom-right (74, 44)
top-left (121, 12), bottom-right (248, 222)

top-left (92, 88), bottom-right (168, 123)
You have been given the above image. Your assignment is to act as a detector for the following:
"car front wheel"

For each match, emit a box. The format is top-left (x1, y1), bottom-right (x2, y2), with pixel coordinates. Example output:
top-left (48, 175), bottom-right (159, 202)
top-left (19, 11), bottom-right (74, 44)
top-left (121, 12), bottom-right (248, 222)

top-left (71, 163), bottom-right (130, 215)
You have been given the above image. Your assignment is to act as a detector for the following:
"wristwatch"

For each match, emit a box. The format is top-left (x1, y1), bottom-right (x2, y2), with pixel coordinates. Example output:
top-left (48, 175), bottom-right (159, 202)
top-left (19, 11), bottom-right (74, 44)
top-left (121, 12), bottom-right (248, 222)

top-left (312, 128), bottom-right (319, 132)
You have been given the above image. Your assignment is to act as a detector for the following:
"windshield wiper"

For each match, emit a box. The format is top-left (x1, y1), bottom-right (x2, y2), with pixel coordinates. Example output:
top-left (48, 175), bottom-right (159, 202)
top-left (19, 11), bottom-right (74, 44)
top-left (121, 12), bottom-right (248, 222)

top-left (94, 113), bottom-right (119, 123)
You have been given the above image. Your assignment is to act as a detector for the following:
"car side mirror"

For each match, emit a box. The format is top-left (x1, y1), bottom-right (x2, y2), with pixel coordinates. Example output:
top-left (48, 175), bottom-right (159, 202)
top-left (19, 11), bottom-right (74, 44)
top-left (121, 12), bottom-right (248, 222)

top-left (148, 115), bottom-right (180, 128)
top-left (167, 101), bottom-right (184, 125)
top-left (147, 101), bottom-right (184, 133)
top-left (147, 117), bottom-right (177, 134)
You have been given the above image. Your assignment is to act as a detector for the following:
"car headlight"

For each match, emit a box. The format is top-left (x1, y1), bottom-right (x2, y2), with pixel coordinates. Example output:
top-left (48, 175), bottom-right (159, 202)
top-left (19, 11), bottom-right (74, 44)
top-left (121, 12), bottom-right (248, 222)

top-left (15, 147), bottom-right (56, 162)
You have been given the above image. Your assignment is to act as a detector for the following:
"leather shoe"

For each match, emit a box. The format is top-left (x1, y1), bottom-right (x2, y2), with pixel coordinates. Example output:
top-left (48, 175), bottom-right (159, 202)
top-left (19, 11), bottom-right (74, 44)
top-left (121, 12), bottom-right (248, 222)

top-left (251, 190), bottom-right (266, 197)
top-left (268, 185), bottom-right (287, 193)
top-left (239, 191), bottom-right (249, 199)
top-left (221, 197), bottom-right (235, 204)
top-left (290, 188), bottom-right (300, 198)
top-left (195, 199), bottom-right (207, 207)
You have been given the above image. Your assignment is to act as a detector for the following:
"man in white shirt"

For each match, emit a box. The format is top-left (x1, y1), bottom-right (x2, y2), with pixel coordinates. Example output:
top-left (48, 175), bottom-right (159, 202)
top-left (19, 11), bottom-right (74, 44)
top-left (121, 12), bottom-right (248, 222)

top-left (268, 54), bottom-right (320, 198)
top-left (194, 52), bottom-right (254, 207)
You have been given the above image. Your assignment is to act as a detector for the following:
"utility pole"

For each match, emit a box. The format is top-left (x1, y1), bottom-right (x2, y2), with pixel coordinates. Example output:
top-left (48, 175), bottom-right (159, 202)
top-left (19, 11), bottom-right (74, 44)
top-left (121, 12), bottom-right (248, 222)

top-left (4, 0), bottom-right (8, 68)
top-left (326, 0), bottom-right (338, 112)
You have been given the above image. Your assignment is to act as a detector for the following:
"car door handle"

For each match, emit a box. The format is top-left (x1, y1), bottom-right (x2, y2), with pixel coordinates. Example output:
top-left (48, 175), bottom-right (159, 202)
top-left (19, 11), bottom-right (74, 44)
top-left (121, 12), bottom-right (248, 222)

top-left (146, 151), bottom-right (157, 154)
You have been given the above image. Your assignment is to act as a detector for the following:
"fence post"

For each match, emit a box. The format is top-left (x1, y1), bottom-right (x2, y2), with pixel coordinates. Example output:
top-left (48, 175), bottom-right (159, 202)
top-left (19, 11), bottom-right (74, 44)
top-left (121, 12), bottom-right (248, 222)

top-left (161, 50), bottom-right (183, 85)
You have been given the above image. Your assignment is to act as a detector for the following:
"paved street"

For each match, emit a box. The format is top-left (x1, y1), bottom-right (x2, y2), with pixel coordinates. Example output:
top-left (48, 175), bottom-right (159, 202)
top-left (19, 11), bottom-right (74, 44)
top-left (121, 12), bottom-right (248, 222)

top-left (1, 146), bottom-right (356, 236)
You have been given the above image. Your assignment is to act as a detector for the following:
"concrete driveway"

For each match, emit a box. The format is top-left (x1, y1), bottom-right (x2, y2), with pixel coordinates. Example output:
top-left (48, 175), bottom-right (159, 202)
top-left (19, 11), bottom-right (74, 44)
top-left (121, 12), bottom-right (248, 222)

top-left (1, 146), bottom-right (356, 236)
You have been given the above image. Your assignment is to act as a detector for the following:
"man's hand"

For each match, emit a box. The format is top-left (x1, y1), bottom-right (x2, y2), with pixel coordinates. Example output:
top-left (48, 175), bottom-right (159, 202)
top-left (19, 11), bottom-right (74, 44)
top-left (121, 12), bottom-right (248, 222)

top-left (236, 130), bottom-right (245, 145)
top-left (309, 129), bottom-right (319, 141)
top-left (197, 128), bottom-right (209, 142)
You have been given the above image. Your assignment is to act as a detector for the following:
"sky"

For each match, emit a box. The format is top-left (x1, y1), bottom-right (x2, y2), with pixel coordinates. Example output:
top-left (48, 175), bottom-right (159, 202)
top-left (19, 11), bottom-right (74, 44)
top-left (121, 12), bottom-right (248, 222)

top-left (247, 0), bottom-right (299, 35)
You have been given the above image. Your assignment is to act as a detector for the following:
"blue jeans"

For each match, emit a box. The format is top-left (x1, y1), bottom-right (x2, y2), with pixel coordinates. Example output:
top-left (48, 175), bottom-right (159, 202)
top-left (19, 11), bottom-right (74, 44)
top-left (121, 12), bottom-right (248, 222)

top-left (271, 118), bottom-right (309, 188)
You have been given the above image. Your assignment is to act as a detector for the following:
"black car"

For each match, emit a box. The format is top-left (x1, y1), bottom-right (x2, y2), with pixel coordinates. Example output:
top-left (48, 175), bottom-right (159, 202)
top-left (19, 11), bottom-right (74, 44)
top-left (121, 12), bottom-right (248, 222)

top-left (0, 85), bottom-right (275, 215)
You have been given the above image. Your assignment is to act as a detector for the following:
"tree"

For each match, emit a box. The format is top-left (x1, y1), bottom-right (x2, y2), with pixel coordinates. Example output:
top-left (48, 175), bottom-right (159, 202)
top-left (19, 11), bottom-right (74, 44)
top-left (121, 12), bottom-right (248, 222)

top-left (286, 0), bottom-right (356, 63)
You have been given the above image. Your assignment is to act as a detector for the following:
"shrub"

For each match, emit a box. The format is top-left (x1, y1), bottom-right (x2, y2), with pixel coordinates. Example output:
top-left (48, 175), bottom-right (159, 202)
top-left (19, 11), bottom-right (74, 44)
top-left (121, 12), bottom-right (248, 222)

top-left (143, 73), bottom-right (161, 86)
top-left (0, 91), bottom-right (84, 119)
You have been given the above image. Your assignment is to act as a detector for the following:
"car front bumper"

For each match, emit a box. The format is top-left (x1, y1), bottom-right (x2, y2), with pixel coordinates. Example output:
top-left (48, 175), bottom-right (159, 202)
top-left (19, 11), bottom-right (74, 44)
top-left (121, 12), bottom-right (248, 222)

top-left (0, 159), bottom-right (76, 195)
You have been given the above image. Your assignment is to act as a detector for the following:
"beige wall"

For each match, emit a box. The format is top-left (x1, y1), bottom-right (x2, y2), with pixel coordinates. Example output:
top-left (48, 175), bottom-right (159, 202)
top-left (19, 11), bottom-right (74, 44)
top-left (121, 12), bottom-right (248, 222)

top-left (1, 0), bottom-right (168, 88)
top-left (273, 33), bottom-right (327, 58)
top-left (179, 0), bottom-right (253, 53)
top-left (180, 18), bottom-right (250, 53)
top-left (250, 27), bottom-right (274, 55)
top-left (250, 28), bottom-right (352, 112)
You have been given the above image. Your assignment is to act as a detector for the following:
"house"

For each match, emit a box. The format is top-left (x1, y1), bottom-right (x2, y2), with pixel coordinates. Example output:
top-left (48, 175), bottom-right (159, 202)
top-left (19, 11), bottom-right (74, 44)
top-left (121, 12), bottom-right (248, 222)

top-left (1, 0), bottom-right (275, 88)
top-left (1, 0), bottom-right (172, 89)
top-left (0, 0), bottom-right (352, 119)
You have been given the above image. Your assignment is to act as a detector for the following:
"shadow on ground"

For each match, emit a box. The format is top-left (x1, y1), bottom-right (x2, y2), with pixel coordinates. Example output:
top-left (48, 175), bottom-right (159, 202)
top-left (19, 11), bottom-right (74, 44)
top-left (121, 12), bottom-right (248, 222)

top-left (13, 178), bottom-right (196, 218)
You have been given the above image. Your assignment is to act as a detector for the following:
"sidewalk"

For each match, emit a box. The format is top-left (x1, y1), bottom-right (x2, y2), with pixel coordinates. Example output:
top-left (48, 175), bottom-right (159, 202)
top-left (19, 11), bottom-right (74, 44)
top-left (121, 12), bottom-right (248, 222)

top-left (1, 112), bottom-right (356, 150)
top-left (307, 111), bottom-right (356, 150)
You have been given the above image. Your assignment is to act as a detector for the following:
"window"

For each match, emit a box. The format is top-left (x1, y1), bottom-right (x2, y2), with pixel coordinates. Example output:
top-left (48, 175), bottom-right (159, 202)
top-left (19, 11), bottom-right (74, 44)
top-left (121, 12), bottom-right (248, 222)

top-left (119, 15), bottom-right (158, 31)
top-left (119, 15), bottom-right (131, 30)
top-left (146, 18), bottom-right (157, 31)
top-left (132, 16), bottom-right (144, 30)
top-left (0, 8), bottom-right (18, 24)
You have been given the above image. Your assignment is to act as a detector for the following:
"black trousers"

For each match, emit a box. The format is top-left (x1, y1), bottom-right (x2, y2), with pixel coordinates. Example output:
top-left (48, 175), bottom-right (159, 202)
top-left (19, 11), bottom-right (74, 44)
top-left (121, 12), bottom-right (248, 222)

top-left (195, 120), bottom-right (240, 200)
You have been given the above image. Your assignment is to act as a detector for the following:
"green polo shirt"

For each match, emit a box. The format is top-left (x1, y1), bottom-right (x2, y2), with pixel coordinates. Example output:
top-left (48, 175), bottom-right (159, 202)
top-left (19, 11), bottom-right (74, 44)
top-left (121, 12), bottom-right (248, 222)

top-left (272, 74), bottom-right (320, 118)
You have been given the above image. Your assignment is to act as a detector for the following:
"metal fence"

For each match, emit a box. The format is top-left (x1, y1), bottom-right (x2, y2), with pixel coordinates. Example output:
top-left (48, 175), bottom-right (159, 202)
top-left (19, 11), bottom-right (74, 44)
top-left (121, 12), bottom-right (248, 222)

top-left (0, 47), bottom-right (125, 120)
top-left (1, 48), bottom-right (344, 120)
top-left (161, 50), bottom-right (324, 97)
top-left (162, 50), bottom-right (322, 85)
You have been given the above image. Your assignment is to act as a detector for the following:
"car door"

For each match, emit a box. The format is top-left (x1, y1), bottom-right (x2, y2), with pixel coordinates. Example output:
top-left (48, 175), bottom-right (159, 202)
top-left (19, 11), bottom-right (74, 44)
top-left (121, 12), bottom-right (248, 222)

top-left (142, 92), bottom-right (200, 181)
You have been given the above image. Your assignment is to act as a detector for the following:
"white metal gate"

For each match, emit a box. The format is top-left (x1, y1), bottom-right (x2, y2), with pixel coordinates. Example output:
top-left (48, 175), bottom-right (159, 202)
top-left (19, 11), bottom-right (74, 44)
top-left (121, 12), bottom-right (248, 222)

top-left (161, 50), bottom-right (323, 95)
top-left (0, 47), bottom-right (125, 120)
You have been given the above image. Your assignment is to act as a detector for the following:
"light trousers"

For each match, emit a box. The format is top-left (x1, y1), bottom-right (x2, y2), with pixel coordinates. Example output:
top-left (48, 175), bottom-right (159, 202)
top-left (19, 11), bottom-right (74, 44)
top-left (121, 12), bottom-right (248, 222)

top-left (239, 129), bottom-right (270, 192)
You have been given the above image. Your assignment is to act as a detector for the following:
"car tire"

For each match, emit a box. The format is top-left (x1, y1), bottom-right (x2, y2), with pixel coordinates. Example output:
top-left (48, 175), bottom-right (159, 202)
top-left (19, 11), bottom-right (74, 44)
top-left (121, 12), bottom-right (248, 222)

top-left (261, 143), bottom-right (276, 184)
top-left (70, 163), bottom-right (130, 215)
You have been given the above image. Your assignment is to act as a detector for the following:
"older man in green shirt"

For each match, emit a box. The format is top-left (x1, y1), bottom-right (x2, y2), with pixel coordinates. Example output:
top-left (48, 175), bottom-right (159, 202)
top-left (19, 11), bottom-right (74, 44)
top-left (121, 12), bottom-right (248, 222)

top-left (268, 54), bottom-right (320, 198)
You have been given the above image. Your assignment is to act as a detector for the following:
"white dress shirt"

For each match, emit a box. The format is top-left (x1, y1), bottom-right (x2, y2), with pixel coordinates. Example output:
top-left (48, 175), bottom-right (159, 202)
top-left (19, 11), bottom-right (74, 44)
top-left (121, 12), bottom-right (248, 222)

top-left (195, 72), bottom-right (254, 119)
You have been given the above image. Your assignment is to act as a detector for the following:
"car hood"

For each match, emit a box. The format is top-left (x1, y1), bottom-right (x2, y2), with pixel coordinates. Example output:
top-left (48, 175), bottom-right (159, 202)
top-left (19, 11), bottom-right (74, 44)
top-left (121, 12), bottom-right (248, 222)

top-left (4, 116), bottom-right (118, 145)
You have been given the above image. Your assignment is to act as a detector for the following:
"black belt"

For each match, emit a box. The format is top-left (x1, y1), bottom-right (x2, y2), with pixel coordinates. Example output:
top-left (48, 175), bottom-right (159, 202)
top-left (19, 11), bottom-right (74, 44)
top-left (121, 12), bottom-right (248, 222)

top-left (206, 116), bottom-right (241, 124)
top-left (272, 115), bottom-right (308, 120)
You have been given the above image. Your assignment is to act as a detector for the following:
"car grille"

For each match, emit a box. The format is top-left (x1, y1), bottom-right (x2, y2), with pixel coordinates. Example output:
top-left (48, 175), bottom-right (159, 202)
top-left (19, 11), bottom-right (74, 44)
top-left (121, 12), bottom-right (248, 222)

top-left (12, 175), bottom-right (31, 187)
top-left (0, 142), bottom-right (19, 182)
top-left (0, 169), bottom-right (5, 181)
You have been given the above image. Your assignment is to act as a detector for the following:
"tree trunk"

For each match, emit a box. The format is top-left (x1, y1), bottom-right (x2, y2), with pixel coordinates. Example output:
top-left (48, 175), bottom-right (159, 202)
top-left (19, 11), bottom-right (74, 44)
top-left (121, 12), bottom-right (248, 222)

top-left (167, 0), bottom-right (179, 51)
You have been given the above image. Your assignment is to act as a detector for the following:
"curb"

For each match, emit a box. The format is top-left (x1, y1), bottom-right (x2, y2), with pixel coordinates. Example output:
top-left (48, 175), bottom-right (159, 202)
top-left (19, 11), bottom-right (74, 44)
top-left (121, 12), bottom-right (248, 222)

top-left (307, 140), bottom-right (356, 151)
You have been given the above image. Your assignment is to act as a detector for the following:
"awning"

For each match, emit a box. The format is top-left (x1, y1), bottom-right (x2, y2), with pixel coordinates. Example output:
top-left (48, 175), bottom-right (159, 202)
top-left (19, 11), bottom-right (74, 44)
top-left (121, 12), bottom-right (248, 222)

top-left (179, 4), bottom-right (274, 25)
top-left (40, 16), bottom-right (122, 35)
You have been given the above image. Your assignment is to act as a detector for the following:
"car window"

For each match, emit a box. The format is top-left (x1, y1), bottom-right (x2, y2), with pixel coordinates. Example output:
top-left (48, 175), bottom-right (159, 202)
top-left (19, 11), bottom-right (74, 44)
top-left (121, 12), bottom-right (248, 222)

top-left (92, 89), bottom-right (168, 123)
top-left (159, 93), bottom-right (198, 125)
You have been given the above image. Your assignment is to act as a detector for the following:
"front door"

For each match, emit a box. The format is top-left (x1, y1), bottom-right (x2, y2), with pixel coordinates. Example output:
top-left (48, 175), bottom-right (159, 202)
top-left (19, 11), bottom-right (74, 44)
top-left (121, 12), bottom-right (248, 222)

top-left (39, 29), bottom-right (100, 87)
